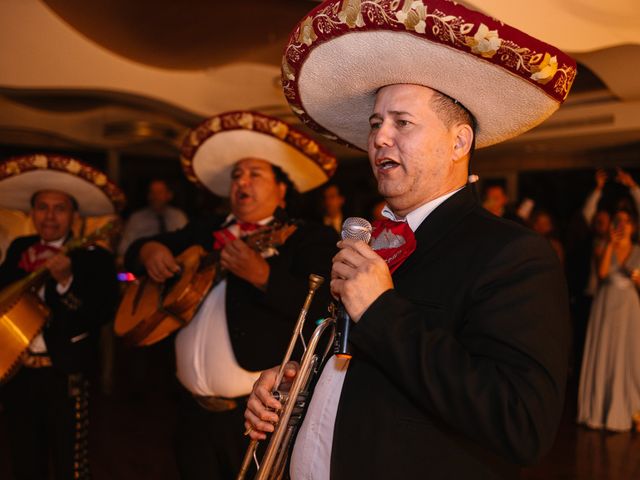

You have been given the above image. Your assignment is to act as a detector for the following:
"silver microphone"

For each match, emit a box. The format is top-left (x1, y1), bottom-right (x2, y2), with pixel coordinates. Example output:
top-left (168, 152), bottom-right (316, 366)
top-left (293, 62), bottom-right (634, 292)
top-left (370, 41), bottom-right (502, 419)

top-left (341, 217), bottom-right (372, 243)
top-left (335, 217), bottom-right (373, 358)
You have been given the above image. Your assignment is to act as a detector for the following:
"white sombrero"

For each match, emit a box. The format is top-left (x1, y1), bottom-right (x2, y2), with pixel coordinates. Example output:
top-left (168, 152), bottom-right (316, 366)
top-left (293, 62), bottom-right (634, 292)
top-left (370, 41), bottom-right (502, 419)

top-left (0, 154), bottom-right (125, 216)
top-left (180, 111), bottom-right (337, 196)
top-left (282, 0), bottom-right (578, 150)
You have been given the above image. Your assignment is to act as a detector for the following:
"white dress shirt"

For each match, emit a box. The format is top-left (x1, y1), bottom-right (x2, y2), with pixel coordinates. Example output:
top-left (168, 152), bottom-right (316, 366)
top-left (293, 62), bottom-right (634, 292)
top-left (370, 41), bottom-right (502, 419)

top-left (30, 237), bottom-right (72, 354)
top-left (118, 206), bottom-right (188, 256)
top-left (175, 215), bottom-right (273, 398)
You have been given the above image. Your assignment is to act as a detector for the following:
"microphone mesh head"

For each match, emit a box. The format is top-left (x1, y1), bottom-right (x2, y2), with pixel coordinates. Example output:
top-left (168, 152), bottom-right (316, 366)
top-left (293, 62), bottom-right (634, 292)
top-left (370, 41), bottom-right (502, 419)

top-left (341, 217), bottom-right (372, 243)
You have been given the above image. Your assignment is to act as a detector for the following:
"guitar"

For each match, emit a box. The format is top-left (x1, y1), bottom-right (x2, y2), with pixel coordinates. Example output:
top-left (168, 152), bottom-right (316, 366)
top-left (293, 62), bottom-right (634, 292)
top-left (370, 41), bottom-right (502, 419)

top-left (114, 219), bottom-right (298, 347)
top-left (0, 221), bottom-right (119, 383)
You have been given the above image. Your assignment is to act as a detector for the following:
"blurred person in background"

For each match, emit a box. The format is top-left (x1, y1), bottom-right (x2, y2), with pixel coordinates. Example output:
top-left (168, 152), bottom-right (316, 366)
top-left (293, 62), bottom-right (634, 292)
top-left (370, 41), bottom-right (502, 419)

top-left (578, 207), bottom-right (640, 432)
top-left (529, 208), bottom-right (565, 265)
top-left (584, 208), bottom-right (612, 299)
top-left (481, 182), bottom-right (525, 224)
top-left (369, 197), bottom-right (387, 222)
top-left (582, 168), bottom-right (640, 226)
top-left (567, 168), bottom-right (639, 373)
top-left (319, 183), bottom-right (345, 233)
top-left (117, 178), bottom-right (187, 258)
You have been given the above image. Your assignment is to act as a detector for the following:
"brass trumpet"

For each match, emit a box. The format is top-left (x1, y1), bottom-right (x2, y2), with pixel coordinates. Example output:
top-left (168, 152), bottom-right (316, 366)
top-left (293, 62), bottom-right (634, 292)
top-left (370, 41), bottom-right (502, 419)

top-left (236, 273), bottom-right (336, 480)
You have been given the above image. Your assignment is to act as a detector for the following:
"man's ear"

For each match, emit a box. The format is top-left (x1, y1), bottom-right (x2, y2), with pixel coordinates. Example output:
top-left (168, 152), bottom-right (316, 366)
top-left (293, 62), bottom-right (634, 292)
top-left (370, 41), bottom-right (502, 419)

top-left (278, 182), bottom-right (287, 206)
top-left (452, 124), bottom-right (474, 163)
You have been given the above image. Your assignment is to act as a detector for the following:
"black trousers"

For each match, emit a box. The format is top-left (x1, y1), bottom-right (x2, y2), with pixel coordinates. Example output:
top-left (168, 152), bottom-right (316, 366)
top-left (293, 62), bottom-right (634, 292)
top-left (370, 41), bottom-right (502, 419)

top-left (2, 367), bottom-right (90, 480)
top-left (174, 386), bottom-right (251, 480)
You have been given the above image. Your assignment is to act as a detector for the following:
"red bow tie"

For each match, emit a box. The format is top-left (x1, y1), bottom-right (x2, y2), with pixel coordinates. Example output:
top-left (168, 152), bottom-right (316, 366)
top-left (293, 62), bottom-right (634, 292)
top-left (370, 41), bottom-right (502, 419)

top-left (212, 221), bottom-right (261, 250)
top-left (370, 218), bottom-right (417, 273)
top-left (18, 243), bottom-right (62, 272)
top-left (236, 221), bottom-right (260, 233)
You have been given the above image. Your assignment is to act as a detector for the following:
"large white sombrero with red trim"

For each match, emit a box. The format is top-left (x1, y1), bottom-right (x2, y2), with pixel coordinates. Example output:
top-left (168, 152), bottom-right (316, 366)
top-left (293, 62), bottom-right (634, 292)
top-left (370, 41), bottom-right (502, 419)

top-left (282, 0), bottom-right (577, 150)
top-left (181, 111), bottom-right (337, 196)
top-left (0, 154), bottom-right (125, 216)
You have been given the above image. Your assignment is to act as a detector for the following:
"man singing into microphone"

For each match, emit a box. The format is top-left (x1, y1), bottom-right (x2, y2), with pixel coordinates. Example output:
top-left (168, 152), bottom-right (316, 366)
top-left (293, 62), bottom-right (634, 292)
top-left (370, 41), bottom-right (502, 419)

top-left (125, 111), bottom-right (339, 480)
top-left (245, 1), bottom-right (575, 478)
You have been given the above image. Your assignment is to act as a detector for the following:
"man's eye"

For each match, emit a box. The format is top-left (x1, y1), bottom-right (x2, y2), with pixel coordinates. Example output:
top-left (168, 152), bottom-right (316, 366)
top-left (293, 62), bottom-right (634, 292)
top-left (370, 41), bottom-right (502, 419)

top-left (397, 120), bottom-right (410, 127)
top-left (369, 122), bottom-right (381, 130)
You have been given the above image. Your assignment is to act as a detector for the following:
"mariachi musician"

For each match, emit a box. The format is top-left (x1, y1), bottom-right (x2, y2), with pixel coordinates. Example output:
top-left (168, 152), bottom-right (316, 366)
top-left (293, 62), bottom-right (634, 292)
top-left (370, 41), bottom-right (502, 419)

top-left (0, 154), bottom-right (122, 480)
top-left (124, 111), bottom-right (339, 480)
top-left (245, 0), bottom-right (575, 479)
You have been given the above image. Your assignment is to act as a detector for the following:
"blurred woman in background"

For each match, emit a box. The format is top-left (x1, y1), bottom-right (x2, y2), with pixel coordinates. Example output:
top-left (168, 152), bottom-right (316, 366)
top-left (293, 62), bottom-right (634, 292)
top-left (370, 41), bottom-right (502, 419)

top-left (578, 208), bottom-right (640, 432)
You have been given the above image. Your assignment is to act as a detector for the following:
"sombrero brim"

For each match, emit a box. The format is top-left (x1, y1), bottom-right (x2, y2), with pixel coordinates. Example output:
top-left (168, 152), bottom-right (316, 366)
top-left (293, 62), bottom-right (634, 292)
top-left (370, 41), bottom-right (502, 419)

top-left (0, 155), bottom-right (125, 216)
top-left (283, 0), bottom-right (577, 149)
top-left (181, 111), bottom-right (337, 196)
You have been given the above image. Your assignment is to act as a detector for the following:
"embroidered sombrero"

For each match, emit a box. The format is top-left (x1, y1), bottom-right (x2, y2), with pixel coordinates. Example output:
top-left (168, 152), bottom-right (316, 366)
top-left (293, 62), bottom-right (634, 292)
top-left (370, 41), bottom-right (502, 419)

top-left (282, 0), bottom-right (577, 149)
top-left (0, 154), bottom-right (125, 216)
top-left (180, 111), bottom-right (337, 196)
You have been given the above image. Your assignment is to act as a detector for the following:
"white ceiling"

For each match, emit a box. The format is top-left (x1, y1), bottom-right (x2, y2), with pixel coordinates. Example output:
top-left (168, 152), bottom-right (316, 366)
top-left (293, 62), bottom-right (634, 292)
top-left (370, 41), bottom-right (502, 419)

top-left (0, 0), bottom-right (638, 168)
top-left (466, 0), bottom-right (640, 51)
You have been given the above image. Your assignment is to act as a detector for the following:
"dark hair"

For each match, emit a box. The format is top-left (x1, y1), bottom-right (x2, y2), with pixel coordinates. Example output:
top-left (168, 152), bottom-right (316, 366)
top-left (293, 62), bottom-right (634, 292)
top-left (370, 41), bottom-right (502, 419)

top-left (271, 164), bottom-right (300, 214)
top-left (30, 191), bottom-right (78, 211)
top-left (430, 90), bottom-right (477, 161)
top-left (612, 207), bottom-right (639, 242)
top-left (322, 182), bottom-right (342, 194)
top-left (148, 178), bottom-right (173, 192)
top-left (480, 181), bottom-right (507, 200)
top-left (613, 206), bottom-right (638, 224)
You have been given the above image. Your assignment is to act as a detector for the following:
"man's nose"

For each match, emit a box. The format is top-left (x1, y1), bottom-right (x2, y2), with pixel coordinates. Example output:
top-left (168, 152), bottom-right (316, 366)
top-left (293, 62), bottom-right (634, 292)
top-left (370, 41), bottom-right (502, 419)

top-left (234, 174), bottom-right (250, 186)
top-left (373, 123), bottom-right (393, 149)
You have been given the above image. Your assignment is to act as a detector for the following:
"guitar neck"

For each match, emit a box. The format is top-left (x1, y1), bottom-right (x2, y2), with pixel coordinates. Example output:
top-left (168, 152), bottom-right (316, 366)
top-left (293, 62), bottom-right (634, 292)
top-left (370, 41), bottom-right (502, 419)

top-left (19, 220), bottom-right (118, 292)
top-left (62, 220), bottom-right (118, 254)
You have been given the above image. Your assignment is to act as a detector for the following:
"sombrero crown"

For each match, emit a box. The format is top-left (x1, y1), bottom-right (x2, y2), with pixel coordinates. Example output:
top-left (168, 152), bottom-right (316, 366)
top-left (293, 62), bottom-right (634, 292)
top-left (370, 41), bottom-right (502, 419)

top-left (180, 111), bottom-right (337, 196)
top-left (0, 154), bottom-right (125, 216)
top-left (282, 0), bottom-right (577, 149)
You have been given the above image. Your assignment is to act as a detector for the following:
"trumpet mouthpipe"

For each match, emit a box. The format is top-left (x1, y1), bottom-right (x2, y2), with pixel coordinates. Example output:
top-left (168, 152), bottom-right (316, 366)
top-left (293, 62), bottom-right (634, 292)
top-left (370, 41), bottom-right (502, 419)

top-left (274, 274), bottom-right (324, 390)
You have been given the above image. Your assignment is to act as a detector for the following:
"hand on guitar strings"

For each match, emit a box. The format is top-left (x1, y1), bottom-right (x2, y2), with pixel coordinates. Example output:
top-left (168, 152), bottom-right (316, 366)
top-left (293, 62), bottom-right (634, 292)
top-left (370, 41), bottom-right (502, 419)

top-left (244, 361), bottom-right (299, 441)
top-left (45, 253), bottom-right (73, 287)
top-left (140, 241), bottom-right (181, 282)
top-left (331, 238), bottom-right (393, 322)
top-left (220, 239), bottom-right (270, 290)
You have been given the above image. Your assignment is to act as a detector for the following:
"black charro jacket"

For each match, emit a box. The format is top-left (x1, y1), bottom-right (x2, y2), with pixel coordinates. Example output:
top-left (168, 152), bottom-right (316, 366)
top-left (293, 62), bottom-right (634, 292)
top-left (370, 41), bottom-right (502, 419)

top-left (124, 216), bottom-right (339, 371)
top-left (329, 186), bottom-right (570, 479)
top-left (0, 235), bottom-right (118, 374)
